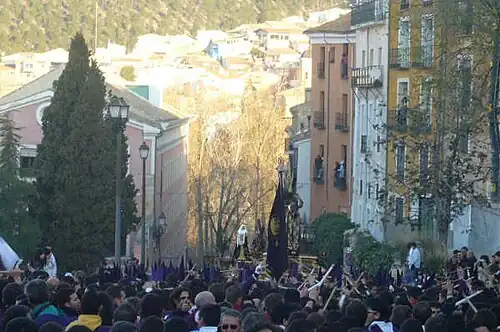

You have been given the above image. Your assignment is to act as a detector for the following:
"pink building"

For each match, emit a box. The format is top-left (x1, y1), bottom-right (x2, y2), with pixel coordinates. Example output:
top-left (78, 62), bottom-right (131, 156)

top-left (0, 65), bottom-right (190, 265)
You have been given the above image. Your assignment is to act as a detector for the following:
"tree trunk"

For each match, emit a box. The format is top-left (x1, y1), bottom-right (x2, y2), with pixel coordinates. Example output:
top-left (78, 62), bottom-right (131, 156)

top-left (196, 177), bottom-right (204, 265)
top-left (204, 195), bottom-right (209, 255)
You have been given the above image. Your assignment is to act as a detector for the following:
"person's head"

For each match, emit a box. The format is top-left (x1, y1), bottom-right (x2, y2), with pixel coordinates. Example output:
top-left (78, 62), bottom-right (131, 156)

top-left (198, 304), bottom-right (221, 328)
top-left (263, 293), bottom-right (283, 315)
top-left (67, 327), bottom-right (92, 332)
top-left (4, 317), bottom-right (38, 332)
top-left (97, 291), bottom-right (114, 326)
top-left (25, 279), bottom-right (50, 307)
top-left (470, 308), bottom-right (497, 332)
top-left (390, 305), bottom-right (412, 328)
top-left (208, 283), bottom-right (225, 303)
top-left (399, 318), bottom-right (423, 332)
top-left (220, 309), bottom-right (241, 332)
top-left (345, 299), bottom-right (368, 328)
top-left (107, 285), bottom-right (126, 307)
top-left (225, 286), bottom-right (243, 308)
top-left (140, 293), bottom-right (163, 319)
top-left (461, 246), bottom-right (468, 256)
top-left (39, 322), bottom-right (64, 332)
top-left (306, 312), bottom-right (324, 327)
top-left (2, 305), bottom-right (30, 328)
top-left (170, 287), bottom-right (191, 312)
top-left (139, 316), bottom-right (163, 332)
top-left (246, 321), bottom-right (283, 332)
top-left (194, 291), bottom-right (216, 308)
top-left (114, 303), bottom-right (138, 324)
top-left (407, 242), bottom-right (417, 250)
top-left (124, 297), bottom-right (140, 314)
top-left (289, 311), bottom-right (308, 325)
top-left (55, 287), bottom-right (80, 312)
top-left (2, 283), bottom-right (24, 308)
top-left (285, 319), bottom-right (316, 332)
top-left (242, 312), bottom-right (267, 332)
top-left (164, 317), bottom-right (189, 332)
top-left (424, 316), bottom-right (447, 332)
top-left (412, 302), bottom-right (432, 326)
top-left (81, 288), bottom-right (101, 315)
top-left (366, 298), bottom-right (390, 325)
top-left (110, 321), bottom-right (137, 332)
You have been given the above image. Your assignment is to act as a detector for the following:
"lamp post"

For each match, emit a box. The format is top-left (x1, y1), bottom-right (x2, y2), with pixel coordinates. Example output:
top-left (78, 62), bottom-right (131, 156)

top-left (156, 212), bottom-right (167, 262)
top-left (107, 96), bottom-right (129, 265)
top-left (139, 141), bottom-right (149, 265)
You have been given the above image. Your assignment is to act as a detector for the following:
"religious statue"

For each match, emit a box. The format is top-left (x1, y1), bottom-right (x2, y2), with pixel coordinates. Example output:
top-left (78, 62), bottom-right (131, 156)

top-left (233, 225), bottom-right (250, 262)
top-left (286, 192), bottom-right (303, 257)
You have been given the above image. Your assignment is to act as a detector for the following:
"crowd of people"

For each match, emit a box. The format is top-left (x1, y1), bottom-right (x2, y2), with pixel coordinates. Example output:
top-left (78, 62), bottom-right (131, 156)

top-left (0, 252), bottom-right (498, 332)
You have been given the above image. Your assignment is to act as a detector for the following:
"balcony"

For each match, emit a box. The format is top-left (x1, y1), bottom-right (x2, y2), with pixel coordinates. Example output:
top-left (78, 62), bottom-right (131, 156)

top-left (387, 107), bottom-right (409, 133)
top-left (351, 0), bottom-right (385, 27)
top-left (400, 0), bottom-right (409, 9)
top-left (412, 45), bottom-right (434, 68)
top-left (335, 112), bottom-right (349, 132)
top-left (422, 0), bottom-right (433, 7)
top-left (409, 110), bottom-right (432, 134)
top-left (317, 62), bottom-right (325, 78)
top-left (313, 111), bottom-right (325, 129)
top-left (389, 47), bottom-right (410, 69)
top-left (352, 65), bottom-right (383, 88)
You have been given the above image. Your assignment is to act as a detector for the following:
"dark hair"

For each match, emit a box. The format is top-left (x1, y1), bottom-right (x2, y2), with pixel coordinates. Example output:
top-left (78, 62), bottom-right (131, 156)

top-left (170, 287), bottom-right (190, 302)
top-left (39, 322), bottom-right (64, 332)
top-left (97, 292), bottom-right (114, 326)
top-left (106, 285), bottom-right (123, 300)
top-left (55, 288), bottom-right (74, 309)
top-left (246, 321), bottom-right (282, 332)
top-left (25, 279), bottom-right (50, 306)
top-left (306, 312), bottom-right (324, 327)
top-left (139, 316), bottom-right (163, 332)
top-left (225, 286), bottom-right (242, 305)
top-left (164, 317), bottom-right (189, 332)
top-left (366, 298), bottom-right (390, 322)
top-left (399, 318), bottom-right (423, 332)
top-left (208, 283), bottom-right (225, 303)
top-left (412, 302), bottom-right (432, 326)
top-left (3, 305), bottom-right (30, 328)
top-left (110, 321), bottom-right (137, 332)
top-left (140, 293), bottom-right (163, 319)
top-left (270, 302), bottom-right (292, 325)
top-left (288, 311), bottom-right (308, 324)
top-left (4, 317), bottom-right (38, 332)
top-left (424, 316), bottom-right (447, 332)
top-left (81, 289), bottom-right (101, 315)
top-left (124, 297), bottom-right (140, 314)
top-left (470, 308), bottom-right (497, 331)
top-left (263, 293), bottom-right (283, 314)
top-left (242, 312), bottom-right (267, 332)
top-left (345, 300), bottom-right (368, 328)
top-left (286, 319), bottom-right (316, 332)
top-left (67, 327), bottom-right (93, 332)
top-left (198, 304), bottom-right (221, 327)
top-left (114, 303), bottom-right (138, 324)
top-left (391, 305), bottom-right (412, 329)
top-left (2, 283), bottom-right (23, 308)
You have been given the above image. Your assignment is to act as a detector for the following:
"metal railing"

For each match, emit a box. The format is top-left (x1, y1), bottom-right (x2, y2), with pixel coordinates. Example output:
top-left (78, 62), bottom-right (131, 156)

top-left (351, 0), bottom-right (386, 26)
top-left (335, 112), bottom-right (349, 131)
top-left (389, 47), bottom-right (410, 69)
top-left (313, 111), bottom-right (325, 129)
top-left (351, 65), bottom-right (383, 87)
top-left (412, 45), bottom-right (434, 68)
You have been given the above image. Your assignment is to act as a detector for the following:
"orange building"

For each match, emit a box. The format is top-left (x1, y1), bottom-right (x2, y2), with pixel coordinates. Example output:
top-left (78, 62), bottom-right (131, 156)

top-left (305, 14), bottom-right (355, 221)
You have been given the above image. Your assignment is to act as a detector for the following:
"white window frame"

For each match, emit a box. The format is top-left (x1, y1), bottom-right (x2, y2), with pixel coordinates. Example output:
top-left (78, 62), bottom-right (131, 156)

top-left (420, 14), bottom-right (435, 66)
top-left (395, 140), bottom-right (406, 182)
top-left (397, 78), bottom-right (410, 107)
top-left (397, 17), bottom-right (411, 68)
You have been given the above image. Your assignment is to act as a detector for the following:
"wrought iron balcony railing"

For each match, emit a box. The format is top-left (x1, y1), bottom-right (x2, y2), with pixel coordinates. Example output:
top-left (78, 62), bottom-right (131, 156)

top-left (317, 62), bottom-right (325, 78)
top-left (313, 111), bottom-right (325, 129)
top-left (335, 112), bottom-right (349, 132)
top-left (351, 0), bottom-right (386, 27)
top-left (387, 107), bottom-right (409, 132)
top-left (351, 65), bottom-right (383, 88)
top-left (412, 45), bottom-right (434, 68)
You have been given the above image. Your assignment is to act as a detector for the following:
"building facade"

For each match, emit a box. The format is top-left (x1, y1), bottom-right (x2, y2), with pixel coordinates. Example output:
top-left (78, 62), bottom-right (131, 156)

top-left (350, 0), bottom-right (389, 241)
top-left (0, 65), bottom-right (189, 265)
top-left (305, 15), bottom-right (355, 221)
top-left (386, 0), bottom-right (436, 239)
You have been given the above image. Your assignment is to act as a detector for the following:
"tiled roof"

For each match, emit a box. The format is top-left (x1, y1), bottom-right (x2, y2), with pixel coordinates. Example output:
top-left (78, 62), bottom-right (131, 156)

top-left (0, 65), bottom-right (179, 125)
top-left (304, 14), bottom-right (353, 34)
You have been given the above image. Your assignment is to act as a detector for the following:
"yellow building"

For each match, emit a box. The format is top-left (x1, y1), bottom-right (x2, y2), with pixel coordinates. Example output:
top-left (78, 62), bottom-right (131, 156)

top-left (386, 0), bottom-right (436, 233)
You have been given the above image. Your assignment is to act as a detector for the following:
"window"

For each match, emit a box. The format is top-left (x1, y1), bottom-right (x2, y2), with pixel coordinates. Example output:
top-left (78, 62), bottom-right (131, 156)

top-left (20, 156), bottom-right (35, 169)
top-left (319, 144), bottom-right (325, 157)
top-left (398, 80), bottom-right (409, 106)
top-left (342, 144), bottom-right (348, 163)
top-left (361, 135), bottom-right (368, 153)
top-left (397, 18), bottom-right (411, 68)
top-left (419, 144), bottom-right (429, 185)
top-left (359, 179), bottom-right (363, 195)
top-left (419, 79), bottom-right (432, 129)
top-left (401, 0), bottom-right (409, 9)
top-left (362, 51), bottom-right (366, 68)
top-left (320, 46), bottom-right (326, 63)
top-left (368, 183), bottom-right (372, 199)
top-left (395, 197), bottom-right (404, 224)
top-left (396, 141), bottom-right (406, 182)
top-left (369, 49), bottom-right (374, 66)
top-left (375, 183), bottom-right (380, 200)
top-left (341, 44), bottom-right (349, 79)
top-left (377, 135), bottom-right (381, 152)
top-left (329, 47), bottom-right (336, 63)
top-left (420, 15), bottom-right (435, 67)
top-left (320, 90), bottom-right (325, 114)
top-left (342, 94), bottom-right (348, 115)
top-left (378, 47), bottom-right (383, 65)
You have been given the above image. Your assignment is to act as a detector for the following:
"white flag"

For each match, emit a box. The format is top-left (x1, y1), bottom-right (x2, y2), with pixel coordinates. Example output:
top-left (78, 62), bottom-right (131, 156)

top-left (0, 237), bottom-right (20, 271)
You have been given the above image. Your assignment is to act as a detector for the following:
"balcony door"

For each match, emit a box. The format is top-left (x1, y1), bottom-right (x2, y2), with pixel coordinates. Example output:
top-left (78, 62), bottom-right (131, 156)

top-left (397, 18), bottom-right (411, 68)
top-left (421, 15), bottom-right (435, 67)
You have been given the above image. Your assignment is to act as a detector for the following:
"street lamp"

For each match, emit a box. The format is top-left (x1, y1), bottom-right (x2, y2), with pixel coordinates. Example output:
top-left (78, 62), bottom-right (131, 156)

top-left (139, 141), bottom-right (149, 265)
top-left (107, 96), bottom-right (129, 265)
top-left (155, 212), bottom-right (167, 262)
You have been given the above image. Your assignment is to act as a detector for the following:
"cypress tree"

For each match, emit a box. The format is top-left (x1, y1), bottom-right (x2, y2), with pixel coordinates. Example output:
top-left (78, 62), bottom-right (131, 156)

top-left (0, 115), bottom-right (39, 257)
top-left (33, 34), bottom-right (138, 270)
